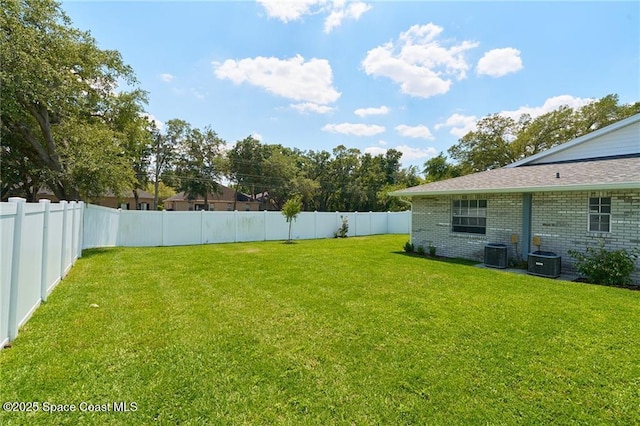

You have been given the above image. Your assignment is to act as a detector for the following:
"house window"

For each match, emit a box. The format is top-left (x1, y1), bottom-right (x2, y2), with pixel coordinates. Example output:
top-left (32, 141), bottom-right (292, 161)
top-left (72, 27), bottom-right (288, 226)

top-left (227, 203), bottom-right (233, 211)
top-left (209, 203), bottom-right (215, 211)
top-left (245, 203), bottom-right (251, 211)
top-left (120, 203), bottom-right (129, 210)
top-left (452, 199), bottom-right (487, 234)
top-left (589, 197), bottom-right (611, 232)
top-left (138, 203), bottom-right (149, 210)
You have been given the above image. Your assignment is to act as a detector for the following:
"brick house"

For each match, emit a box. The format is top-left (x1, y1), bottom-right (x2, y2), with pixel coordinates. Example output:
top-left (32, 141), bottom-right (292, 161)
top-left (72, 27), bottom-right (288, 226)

top-left (163, 184), bottom-right (261, 211)
top-left (393, 114), bottom-right (640, 284)
top-left (37, 188), bottom-right (154, 210)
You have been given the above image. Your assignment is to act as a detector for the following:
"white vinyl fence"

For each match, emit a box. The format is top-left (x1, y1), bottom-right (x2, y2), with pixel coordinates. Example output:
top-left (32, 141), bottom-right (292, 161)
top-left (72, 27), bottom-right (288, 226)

top-left (83, 204), bottom-right (410, 248)
top-left (0, 198), bottom-right (83, 347)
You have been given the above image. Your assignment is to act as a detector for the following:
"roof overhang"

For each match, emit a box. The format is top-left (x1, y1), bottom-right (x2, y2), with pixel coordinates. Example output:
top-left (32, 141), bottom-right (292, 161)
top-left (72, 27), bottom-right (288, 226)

top-left (391, 181), bottom-right (640, 197)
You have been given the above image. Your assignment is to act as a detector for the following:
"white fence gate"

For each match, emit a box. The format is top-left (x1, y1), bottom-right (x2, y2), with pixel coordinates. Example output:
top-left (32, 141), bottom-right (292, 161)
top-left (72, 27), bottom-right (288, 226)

top-left (0, 198), bottom-right (83, 347)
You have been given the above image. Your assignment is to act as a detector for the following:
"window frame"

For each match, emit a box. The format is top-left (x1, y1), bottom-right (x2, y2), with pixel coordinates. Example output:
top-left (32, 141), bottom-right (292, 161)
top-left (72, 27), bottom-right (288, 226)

top-left (588, 196), bottom-right (611, 233)
top-left (451, 199), bottom-right (487, 235)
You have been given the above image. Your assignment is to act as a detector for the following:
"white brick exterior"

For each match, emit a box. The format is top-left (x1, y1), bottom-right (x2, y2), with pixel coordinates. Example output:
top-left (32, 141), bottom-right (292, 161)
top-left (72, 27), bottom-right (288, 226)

top-left (411, 190), bottom-right (640, 284)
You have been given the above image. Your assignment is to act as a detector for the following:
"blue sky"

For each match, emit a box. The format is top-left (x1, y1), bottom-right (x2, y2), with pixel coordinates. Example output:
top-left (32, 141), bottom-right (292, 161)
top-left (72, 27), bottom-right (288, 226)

top-left (62, 1), bottom-right (639, 168)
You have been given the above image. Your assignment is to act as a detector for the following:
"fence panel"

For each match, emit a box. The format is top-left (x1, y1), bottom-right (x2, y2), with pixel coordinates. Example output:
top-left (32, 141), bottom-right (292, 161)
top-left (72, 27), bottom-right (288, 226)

top-left (0, 198), bottom-right (83, 346)
top-left (44, 203), bottom-right (64, 295)
top-left (163, 211), bottom-right (201, 246)
top-left (118, 210), bottom-right (163, 247)
top-left (0, 202), bottom-right (17, 348)
top-left (83, 204), bottom-right (120, 248)
top-left (235, 211), bottom-right (267, 242)
top-left (15, 204), bottom-right (46, 334)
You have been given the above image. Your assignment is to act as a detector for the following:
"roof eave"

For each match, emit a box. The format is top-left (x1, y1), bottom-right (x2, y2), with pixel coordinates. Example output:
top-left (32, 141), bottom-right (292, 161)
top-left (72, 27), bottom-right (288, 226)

top-left (391, 181), bottom-right (640, 197)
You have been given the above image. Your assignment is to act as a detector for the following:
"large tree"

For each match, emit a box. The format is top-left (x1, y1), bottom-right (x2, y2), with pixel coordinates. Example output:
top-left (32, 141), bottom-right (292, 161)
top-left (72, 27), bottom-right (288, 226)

top-left (1, 0), bottom-right (147, 200)
top-left (175, 125), bottom-right (226, 210)
top-left (447, 94), bottom-right (640, 174)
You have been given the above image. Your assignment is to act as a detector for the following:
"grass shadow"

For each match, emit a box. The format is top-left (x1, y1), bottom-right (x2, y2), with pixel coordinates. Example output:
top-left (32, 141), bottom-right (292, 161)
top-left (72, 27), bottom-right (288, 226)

top-left (80, 247), bottom-right (124, 259)
top-left (392, 250), bottom-right (480, 266)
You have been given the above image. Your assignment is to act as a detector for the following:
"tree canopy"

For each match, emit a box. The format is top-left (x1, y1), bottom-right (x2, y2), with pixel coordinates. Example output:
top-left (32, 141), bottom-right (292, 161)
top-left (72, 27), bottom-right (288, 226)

top-left (441, 94), bottom-right (639, 177)
top-left (1, 0), bottom-right (148, 200)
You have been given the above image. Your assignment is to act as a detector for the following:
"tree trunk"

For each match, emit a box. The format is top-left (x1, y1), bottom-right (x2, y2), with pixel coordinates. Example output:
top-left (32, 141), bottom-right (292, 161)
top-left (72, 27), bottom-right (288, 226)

top-left (153, 179), bottom-right (159, 211)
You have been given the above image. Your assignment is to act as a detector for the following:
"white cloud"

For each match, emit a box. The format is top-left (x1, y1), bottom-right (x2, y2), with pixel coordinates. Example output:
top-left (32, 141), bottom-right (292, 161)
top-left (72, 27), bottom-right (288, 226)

top-left (257, 0), bottom-right (372, 33)
top-left (364, 146), bottom-right (387, 156)
top-left (251, 132), bottom-right (263, 141)
top-left (435, 113), bottom-right (478, 138)
top-left (354, 106), bottom-right (389, 117)
top-left (362, 23), bottom-right (479, 98)
top-left (159, 73), bottom-right (174, 83)
top-left (324, 2), bottom-right (371, 33)
top-left (214, 55), bottom-right (341, 105)
top-left (190, 88), bottom-right (205, 100)
top-left (365, 144), bottom-right (438, 161)
top-left (395, 124), bottom-right (434, 140)
top-left (500, 95), bottom-right (595, 120)
top-left (477, 48), bottom-right (523, 77)
top-left (291, 102), bottom-right (335, 114)
top-left (396, 144), bottom-right (438, 161)
top-left (322, 122), bottom-right (385, 136)
top-left (256, 0), bottom-right (323, 22)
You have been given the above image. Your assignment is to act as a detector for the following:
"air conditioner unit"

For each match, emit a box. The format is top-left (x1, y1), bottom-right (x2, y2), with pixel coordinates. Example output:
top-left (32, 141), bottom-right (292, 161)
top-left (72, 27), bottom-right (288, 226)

top-left (528, 251), bottom-right (561, 278)
top-left (484, 243), bottom-right (508, 269)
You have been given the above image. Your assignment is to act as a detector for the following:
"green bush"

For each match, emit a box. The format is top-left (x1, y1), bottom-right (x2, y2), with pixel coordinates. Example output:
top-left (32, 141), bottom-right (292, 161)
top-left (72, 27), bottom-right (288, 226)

top-left (416, 245), bottom-right (425, 256)
top-left (403, 241), bottom-right (414, 253)
top-left (428, 245), bottom-right (437, 256)
top-left (335, 216), bottom-right (349, 238)
top-left (568, 243), bottom-right (639, 286)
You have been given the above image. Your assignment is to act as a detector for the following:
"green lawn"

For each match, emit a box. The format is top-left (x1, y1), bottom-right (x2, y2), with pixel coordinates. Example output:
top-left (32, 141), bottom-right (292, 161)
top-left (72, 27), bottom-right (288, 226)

top-left (1, 235), bottom-right (639, 425)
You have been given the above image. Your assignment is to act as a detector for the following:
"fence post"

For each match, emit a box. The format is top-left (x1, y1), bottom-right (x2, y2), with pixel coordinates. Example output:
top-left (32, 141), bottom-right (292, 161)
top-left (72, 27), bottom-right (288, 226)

top-left (263, 210), bottom-right (267, 241)
top-left (200, 209), bottom-right (205, 245)
top-left (7, 197), bottom-right (25, 341)
top-left (161, 210), bottom-right (167, 246)
top-left (59, 201), bottom-right (68, 279)
top-left (234, 210), bottom-right (238, 243)
top-left (314, 211), bottom-right (318, 239)
top-left (39, 200), bottom-right (51, 302)
top-left (354, 212), bottom-right (358, 237)
top-left (78, 202), bottom-right (84, 256)
top-left (70, 201), bottom-right (77, 263)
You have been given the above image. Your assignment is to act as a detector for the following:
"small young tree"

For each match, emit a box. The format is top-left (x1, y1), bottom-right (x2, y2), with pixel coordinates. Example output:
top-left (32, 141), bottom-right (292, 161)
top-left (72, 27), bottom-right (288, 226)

top-left (281, 196), bottom-right (302, 243)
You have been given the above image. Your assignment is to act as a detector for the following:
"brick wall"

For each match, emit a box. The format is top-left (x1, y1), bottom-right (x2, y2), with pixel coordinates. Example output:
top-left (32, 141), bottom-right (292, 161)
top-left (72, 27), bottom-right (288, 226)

top-left (411, 189), bottom-right (640, 284)
top-left (531, 190), bottom-right (640, 284)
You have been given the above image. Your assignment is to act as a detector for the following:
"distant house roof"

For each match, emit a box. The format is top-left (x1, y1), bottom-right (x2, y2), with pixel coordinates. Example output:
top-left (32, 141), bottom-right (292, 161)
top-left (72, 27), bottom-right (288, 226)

top-left (37, 187), bottom-right (154, 200)
top-left (164, 184), bottom-right (256, 203)
top-left (393, 114), bottom-right (640, 197)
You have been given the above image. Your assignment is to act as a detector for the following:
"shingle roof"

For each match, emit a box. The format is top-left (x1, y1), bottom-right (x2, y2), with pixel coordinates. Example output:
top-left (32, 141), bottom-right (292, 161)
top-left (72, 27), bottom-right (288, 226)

top-left (164, 184), bottom-right (257, 202)
top-left (392, 156), bottom-right (640, 197)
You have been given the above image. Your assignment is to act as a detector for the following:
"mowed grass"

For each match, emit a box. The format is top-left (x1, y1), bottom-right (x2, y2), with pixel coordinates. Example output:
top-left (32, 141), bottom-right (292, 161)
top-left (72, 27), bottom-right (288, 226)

top-left (1, 235), bottom-right (639, 425)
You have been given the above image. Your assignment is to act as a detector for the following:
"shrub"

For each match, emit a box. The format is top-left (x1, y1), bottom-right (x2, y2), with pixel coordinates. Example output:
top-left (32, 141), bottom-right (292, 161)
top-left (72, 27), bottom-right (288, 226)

top-left (335, 216), bottom-right (349, 238)
top-left (428, 245), bottom-right (437, 256)
top-left (403, 241), bottom-right (414, 253)
top-left (416, 245), bottom-right (425, 256)
top-left (568, 243), bottom-right (639, 286)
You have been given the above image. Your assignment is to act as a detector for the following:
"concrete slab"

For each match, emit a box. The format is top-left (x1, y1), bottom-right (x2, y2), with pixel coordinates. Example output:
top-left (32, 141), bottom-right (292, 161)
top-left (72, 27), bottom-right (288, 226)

top-left (475, 263), bottom-right (579, 282)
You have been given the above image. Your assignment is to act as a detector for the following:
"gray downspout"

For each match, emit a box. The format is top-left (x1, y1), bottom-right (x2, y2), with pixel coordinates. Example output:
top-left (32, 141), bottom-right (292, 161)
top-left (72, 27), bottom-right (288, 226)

top-left (522, 193), bottom-right (532, 260)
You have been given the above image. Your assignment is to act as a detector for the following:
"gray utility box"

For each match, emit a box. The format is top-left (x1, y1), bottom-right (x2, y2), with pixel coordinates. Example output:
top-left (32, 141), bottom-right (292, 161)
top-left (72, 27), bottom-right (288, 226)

top-left (528, 251), bottom-right (561, 278)
top-left (484, 243), bottom-right (508, 269)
